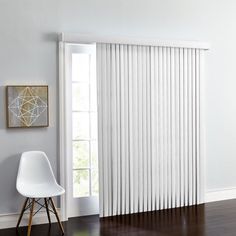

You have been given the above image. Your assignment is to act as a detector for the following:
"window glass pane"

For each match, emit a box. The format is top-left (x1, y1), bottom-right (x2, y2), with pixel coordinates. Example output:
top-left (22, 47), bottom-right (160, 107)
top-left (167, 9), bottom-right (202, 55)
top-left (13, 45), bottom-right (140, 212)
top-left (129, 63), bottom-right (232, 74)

top-left (90, 81), bottom-right (97, 111)
top-left (72, 112), bottom-right (89, 140)
top-left (91, 112), bottom-right (98, 140)
top-left (72, 54), bottom-right (90, 82)
top-left (91, 141), bottom-right (98, 169)
top-left (73, 170), bottom-right (90, 198)
top-left (91, 170), bottom-right (99, 196)
top-left (73, 141), bottom-right (89, 169)
top-left (71, 49), bottom-right (98, 199)
top-left (72, 83), bottom-right (89, 111)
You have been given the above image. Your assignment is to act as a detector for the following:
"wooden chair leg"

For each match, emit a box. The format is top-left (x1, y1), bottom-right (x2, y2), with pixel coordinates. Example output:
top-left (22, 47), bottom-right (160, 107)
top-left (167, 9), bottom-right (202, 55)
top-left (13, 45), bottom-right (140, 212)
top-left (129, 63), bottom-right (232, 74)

top-left (16, 198), bottom-right (29, 228)
top-left (49, 197), bottom-right (64, 234)
top-left (44, 198), bottom-right (51, 224)
top-left (27, 198), bottom-right (35, 236)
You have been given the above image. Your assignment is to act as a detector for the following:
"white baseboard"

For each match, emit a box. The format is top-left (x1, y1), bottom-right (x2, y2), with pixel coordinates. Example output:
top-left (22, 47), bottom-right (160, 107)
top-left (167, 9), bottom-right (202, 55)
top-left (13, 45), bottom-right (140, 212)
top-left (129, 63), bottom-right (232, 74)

top-left (205, 187), bottom-right (236, 203)
top-left (1, 188), bottom-right (236, 230)
top-left (0, 209), bottom-right (61, 229)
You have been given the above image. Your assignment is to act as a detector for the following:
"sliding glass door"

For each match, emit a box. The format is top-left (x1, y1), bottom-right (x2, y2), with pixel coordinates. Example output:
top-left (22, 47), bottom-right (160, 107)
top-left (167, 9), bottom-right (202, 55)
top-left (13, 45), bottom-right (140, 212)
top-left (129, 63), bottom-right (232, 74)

top-left (66, 44), bottom-right (99, 217)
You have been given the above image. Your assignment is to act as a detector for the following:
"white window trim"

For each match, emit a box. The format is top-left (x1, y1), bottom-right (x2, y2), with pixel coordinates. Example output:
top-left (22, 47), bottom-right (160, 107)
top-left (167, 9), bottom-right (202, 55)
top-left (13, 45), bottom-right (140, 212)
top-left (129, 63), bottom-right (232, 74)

top-left (59, 40), bottom-right (69, 221)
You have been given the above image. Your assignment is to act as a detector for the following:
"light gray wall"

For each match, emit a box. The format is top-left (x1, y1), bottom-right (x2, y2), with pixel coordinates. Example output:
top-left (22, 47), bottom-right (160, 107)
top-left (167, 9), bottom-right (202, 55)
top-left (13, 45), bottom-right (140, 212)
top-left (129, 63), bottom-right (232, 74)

top-left (0, 0), bottom-right (236, 214)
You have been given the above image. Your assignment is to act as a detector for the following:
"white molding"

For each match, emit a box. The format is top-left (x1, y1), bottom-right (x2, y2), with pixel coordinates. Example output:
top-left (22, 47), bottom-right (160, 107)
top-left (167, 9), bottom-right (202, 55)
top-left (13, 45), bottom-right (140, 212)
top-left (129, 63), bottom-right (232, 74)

top-left (58, 33), bottom-right (210, 50)
top-left (205, 187), bottom-right (236, 203)
top-left (0, 209), bottom-right (61, 229)
top-left (2, 188), bottom-right (236, 229)
top-left (59, 40), bottom-right (68, 221)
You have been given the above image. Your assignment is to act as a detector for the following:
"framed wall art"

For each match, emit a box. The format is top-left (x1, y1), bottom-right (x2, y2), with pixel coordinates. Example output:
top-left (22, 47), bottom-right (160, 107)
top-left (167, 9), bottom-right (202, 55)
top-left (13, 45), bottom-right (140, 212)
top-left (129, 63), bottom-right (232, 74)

top-left (6, 85), bottom-right (49, 128)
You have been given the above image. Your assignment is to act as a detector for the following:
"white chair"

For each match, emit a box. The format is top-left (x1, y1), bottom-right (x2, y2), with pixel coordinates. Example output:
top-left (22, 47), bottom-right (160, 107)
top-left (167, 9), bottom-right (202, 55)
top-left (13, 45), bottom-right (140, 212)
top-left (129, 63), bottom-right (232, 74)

top-left (16, 151), bottom-right (65, 236)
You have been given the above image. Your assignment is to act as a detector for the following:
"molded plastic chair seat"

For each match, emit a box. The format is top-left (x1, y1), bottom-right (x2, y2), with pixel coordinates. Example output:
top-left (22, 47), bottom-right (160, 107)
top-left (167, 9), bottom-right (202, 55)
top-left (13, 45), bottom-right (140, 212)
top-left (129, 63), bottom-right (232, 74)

top-left (16, 151), bottom-right (65, 198)
top-left (17, 182), bottom-right (65, 198)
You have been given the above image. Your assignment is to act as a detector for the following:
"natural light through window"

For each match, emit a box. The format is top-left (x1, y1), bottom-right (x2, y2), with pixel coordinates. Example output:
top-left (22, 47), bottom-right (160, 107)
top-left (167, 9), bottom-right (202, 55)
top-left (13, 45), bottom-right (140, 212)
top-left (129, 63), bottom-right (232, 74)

top-left (71, 51), bottom-right (98, 198)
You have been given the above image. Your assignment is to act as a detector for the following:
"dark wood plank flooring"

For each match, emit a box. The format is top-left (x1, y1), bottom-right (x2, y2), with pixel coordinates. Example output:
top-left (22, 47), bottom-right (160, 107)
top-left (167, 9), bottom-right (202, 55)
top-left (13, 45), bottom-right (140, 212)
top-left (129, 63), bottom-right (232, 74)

top-left (1, 199), bottom-right (236, 236)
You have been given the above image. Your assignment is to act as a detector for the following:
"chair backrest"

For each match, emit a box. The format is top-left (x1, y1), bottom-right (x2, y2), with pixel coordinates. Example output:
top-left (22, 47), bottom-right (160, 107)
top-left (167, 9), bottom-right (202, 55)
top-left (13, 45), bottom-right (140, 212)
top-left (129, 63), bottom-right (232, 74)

top-left (16, 151), bottom-right (56, 189)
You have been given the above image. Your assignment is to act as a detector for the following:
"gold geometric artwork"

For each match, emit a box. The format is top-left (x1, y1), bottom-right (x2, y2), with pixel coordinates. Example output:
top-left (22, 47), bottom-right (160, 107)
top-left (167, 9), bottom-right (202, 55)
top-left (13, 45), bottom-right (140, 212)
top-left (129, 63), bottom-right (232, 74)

top-left (6, 86), bottom-right (49, 128)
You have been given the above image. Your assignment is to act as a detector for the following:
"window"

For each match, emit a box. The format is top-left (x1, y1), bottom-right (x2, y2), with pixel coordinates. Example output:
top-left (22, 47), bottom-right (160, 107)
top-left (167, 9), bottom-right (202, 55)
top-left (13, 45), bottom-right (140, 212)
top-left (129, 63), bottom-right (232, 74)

top-left (71, 51), bottom-right (98, 198)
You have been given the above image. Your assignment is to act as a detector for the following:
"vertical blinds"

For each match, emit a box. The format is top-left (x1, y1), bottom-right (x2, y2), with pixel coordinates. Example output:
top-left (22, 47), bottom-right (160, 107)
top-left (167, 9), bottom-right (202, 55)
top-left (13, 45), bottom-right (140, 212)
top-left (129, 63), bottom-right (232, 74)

top-left (97, 43), bottom-right (205, 217)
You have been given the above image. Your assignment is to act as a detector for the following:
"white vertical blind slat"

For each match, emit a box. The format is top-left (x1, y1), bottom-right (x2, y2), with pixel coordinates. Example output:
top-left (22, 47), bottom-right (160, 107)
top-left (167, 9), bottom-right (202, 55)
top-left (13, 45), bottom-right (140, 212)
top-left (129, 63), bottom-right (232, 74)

top-left (128, 45), bottom-right (134, 214)
top-left (120, 45), bottom-right (126, 215)
top-left (199, 49), bottom-right (205, 204)
top-left (163, 47), bottom-right (168, 209)
top-left (97, 43), bottom-right (205, 217)
top-left (142, 46), bottom-right (148, 212)
top-left (106, 44), bottom-right (112, 216)
top-left (146, 47), bottom-right (152, 211)
top-left (188, 49), bottom-right (193, 206)
top-left (102, 44), bottom-right (109, 217)
top-left (137, 46), bottom-right (144, 212)
top-left (132, 46), bottom-right (139, 213)
top-left (150, 46), bottom-right (156, 211)
top-left (196, 49), bottom-right (200, 204)
top-left (170, 47), bottom-right (176, 208)
top-left (167, 47), bottom-right (171, 208)
top-left (115, 44), bottom-right (121, 216)
top-left (158, 47), bottom-right (164, 210)
top-left (183, 48), bottom-right (188, 206)
top-left (192, 49), bottom-right (196, 205)
top-left (123, 45), bottom-right (128, 213)
top-left (174, 48), bottom-right (180, 208)
top-left (124, 45), bottom-right (130, 214)
top-left (97, 44), bottom-right (104, 217)
top-left (111, 44), bottom-right (117, 215)
top-left (154, 46), bottom-right (160, 211)
top-left (179, 48), bottom-right (184, 207)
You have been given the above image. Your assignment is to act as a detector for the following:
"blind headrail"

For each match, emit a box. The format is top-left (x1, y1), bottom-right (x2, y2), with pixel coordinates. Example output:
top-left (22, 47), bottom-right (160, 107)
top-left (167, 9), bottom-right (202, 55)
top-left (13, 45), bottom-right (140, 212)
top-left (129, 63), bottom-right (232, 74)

top-left (59, 33), bottom-right (210, 50)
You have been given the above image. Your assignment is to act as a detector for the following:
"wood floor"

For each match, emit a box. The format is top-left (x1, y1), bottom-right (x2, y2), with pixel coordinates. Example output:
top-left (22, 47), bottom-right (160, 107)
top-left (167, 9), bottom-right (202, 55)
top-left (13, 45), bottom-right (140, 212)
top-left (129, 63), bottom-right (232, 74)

top-left (1, 199), bottom-right (236, 236)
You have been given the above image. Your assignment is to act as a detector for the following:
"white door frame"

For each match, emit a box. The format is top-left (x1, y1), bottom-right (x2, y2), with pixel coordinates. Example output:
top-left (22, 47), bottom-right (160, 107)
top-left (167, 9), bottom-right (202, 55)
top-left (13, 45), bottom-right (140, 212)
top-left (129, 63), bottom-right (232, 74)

top-left (59, 39), bottom-right (69, 221)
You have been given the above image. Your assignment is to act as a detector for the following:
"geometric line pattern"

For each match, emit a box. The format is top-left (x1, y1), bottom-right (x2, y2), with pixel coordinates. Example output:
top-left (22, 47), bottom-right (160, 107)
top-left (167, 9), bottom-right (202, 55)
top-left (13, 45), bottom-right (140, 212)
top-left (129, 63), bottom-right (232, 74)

top-left (8, 87), bottom-right (47, 127)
